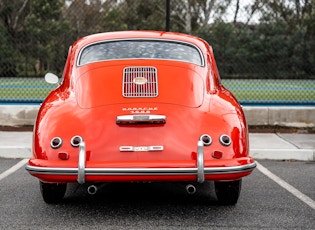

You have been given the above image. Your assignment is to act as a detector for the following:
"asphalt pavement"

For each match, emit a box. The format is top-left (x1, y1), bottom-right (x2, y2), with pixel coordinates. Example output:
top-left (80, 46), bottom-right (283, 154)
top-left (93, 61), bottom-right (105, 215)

top-left (0, 131), bottom-right (314, 161)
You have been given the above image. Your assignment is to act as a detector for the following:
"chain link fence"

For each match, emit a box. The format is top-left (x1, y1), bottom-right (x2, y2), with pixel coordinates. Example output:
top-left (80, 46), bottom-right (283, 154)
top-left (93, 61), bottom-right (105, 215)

top-left (0, 0), bottom-right (314, 105)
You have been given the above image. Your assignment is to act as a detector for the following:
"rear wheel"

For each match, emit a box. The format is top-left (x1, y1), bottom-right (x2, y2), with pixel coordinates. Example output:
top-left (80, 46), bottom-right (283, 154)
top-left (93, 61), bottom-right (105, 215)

top-left (40, 182), bottom-right (67, 204)
top-left (215, 179), bottom-right (242, 205)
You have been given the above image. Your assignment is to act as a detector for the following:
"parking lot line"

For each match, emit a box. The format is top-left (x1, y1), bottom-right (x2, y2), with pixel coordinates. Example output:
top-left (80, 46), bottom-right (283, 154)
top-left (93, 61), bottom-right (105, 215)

top-left (0, 159), bottom-right (28, 181)
top-left (256, 161), bottom-right (315, 211)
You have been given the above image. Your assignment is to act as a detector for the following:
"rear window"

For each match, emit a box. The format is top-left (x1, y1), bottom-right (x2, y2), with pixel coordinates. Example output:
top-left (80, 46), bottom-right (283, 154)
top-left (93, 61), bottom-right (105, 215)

top-left (78, 40), bottom-right (203, 66)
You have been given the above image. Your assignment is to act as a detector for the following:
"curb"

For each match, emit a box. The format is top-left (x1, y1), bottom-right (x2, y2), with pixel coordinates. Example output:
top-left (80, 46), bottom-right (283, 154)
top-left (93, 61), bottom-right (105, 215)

top-left (250, 149), bottom-right (315, 161)
top-left (1, 147), bottom-right (314, 161)
top-left (1, 105), bottom-right (315, 128)
top-left (1, 131), bottom-right (314, 161)
top-left (0, 147), bottom-right (32, 159)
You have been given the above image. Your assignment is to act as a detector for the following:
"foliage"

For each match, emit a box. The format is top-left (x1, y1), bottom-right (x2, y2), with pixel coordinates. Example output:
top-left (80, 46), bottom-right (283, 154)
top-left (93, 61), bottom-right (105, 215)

top-left (0, 0), bottom-right (314, 79)
top-left (0, 23), bottom-right (20, 76)
top-left (24, 0), bottom-right (71, 76)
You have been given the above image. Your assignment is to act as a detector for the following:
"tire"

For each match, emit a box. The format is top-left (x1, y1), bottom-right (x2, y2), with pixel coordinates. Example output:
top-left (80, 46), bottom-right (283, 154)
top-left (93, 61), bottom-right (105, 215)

top-left (40, 182), bottom-right (67, 204)
top-left (215, 179), bottom-right (242, 205)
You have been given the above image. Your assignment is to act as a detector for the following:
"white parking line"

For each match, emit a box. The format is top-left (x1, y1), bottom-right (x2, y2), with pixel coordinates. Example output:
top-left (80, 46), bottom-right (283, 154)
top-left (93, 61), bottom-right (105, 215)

top-left (256, 161), bottom-right (315, 211)
top-left (0, 159), bottom-right (28, 181)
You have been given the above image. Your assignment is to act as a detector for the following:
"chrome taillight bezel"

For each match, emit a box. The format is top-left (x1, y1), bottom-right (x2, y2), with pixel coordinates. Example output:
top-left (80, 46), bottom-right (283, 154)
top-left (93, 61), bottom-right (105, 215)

top-left (70, 135), bottom-right (83, 147)
top-left (219, 134), bottom-right (232, 146)
top-left (50, 137), bottom-right (63, 149)
top-left (199, 134), bottom-right (212, 146)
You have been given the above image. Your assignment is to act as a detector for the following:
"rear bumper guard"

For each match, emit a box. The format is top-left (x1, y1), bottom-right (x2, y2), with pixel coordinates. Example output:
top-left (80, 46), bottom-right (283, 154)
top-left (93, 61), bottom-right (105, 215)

top-left (26, 141), bottom-right (256, 184)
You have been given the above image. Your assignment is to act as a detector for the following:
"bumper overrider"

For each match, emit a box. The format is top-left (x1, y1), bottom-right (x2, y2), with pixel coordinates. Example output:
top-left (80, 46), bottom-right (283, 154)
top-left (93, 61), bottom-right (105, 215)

top-left (26, 141), bottom-right (256, 184)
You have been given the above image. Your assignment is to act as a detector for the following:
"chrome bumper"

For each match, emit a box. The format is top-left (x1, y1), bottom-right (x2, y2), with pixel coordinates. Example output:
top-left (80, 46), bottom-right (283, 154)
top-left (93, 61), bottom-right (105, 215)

top-left (26, 141), bottom-right (256, 184)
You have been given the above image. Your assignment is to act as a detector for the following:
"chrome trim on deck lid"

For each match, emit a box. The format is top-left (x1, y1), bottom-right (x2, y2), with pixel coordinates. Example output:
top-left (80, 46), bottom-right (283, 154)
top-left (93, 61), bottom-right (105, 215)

top-left (116, 114), bottom-right (166, 124)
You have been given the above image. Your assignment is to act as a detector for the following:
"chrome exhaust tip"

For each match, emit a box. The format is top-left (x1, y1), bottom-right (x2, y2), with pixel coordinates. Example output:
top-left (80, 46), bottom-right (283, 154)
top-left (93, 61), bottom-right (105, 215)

top-left (87, 185), bottom-right (98, 195)
top-left (186, 184), bottom-right (196, 194)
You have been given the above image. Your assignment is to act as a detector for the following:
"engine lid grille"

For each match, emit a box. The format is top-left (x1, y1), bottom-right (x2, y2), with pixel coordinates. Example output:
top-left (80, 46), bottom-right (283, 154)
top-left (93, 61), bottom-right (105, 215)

top-left (123, 66), bottom-right (158, 98)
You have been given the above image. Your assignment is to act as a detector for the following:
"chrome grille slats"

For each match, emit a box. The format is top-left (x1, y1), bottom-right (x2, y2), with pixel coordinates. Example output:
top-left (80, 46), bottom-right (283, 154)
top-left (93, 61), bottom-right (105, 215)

top-left (123, 66), bottom-right (158, 97)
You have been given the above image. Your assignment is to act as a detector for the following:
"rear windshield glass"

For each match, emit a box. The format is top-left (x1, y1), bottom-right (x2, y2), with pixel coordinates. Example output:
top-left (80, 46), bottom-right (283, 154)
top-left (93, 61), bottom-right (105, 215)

top-left (78, 40), bottom-right (203, 66)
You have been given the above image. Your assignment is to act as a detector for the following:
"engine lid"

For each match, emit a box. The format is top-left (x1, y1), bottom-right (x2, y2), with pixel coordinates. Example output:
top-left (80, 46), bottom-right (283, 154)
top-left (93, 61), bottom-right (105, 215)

top-left (75, 64), bottom-right (204, 108)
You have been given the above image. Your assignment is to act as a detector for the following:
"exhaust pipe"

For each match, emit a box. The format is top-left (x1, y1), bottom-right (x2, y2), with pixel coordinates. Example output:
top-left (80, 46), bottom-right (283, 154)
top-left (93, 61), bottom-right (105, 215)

top-left (186, 184), bottom-right (196, 194)
top-left (87, 185), bottom-right (98, 195)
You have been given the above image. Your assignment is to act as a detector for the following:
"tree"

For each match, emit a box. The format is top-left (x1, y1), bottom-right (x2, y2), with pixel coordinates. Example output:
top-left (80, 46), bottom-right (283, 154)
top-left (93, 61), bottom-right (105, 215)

top-left (170, 0), bottom-right (232, 34)
top-left (24, 0), bottom-right (71, 75)
top-left (0, 0), bottom-right (314, 79)
top-left (0, 0), bottom-right (29, 76)
top-left (259, 0), bottom-right (315, 76)
top-left (0, 0), bottom-right (29, 38)
top-left (103, 0), bottom-right (165, 31)
top-left (0, 23), bottom-right (20, 76)
top-left (65, 0), bottom-right (107, 38)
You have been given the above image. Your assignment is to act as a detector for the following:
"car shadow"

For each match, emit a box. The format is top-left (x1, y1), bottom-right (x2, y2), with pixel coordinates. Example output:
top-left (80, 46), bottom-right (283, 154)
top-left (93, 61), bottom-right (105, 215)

top-left (63, 181), bottom-right (219, 206)
top-left (37, 181), bottom-right (242, 225)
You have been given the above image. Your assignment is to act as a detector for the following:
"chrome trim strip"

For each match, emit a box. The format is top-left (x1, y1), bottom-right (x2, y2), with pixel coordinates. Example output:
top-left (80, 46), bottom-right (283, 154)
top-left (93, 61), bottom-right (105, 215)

top-left (26, 162), bottom-right (256, 176)
top-left (120, 146), bottom-right (164, 152)
top-left (116, 115), bottom-right (166, 124)
top-left (197, 140), bottom-right (205, 183)
top-left (77, 141), bottom-right (86, 184)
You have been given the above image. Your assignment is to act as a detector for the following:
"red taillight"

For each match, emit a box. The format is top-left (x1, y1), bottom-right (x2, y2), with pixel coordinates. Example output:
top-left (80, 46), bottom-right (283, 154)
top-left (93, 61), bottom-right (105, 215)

top-left (212, 150), bottom-right (223, 159)
top-left (58, 152), bottom-right (69, 160)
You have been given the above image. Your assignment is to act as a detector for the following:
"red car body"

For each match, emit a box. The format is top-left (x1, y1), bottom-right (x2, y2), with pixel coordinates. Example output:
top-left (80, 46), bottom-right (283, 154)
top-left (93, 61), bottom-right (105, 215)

top-left (26, 31), bottom-right (255, 204)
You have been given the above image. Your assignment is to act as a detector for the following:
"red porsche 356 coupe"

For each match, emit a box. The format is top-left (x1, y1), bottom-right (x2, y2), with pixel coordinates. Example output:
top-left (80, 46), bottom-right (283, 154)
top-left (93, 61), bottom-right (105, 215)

top-left (26, 31), bottom-right (256, 204)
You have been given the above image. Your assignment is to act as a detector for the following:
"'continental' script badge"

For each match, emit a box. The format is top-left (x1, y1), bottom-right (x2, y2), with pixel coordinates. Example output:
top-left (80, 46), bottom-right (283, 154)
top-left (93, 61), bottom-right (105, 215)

top-left (133, 77), bottom-right (147, 85)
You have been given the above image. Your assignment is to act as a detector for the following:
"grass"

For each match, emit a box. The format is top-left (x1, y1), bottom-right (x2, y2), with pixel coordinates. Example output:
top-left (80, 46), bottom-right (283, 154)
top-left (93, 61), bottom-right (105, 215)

top-left (1, 77), bottom-right (315, 103)
top-left (222, 79), bottom-right (315, 102)
top-left (0, 77), bottom-right (53, 100)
